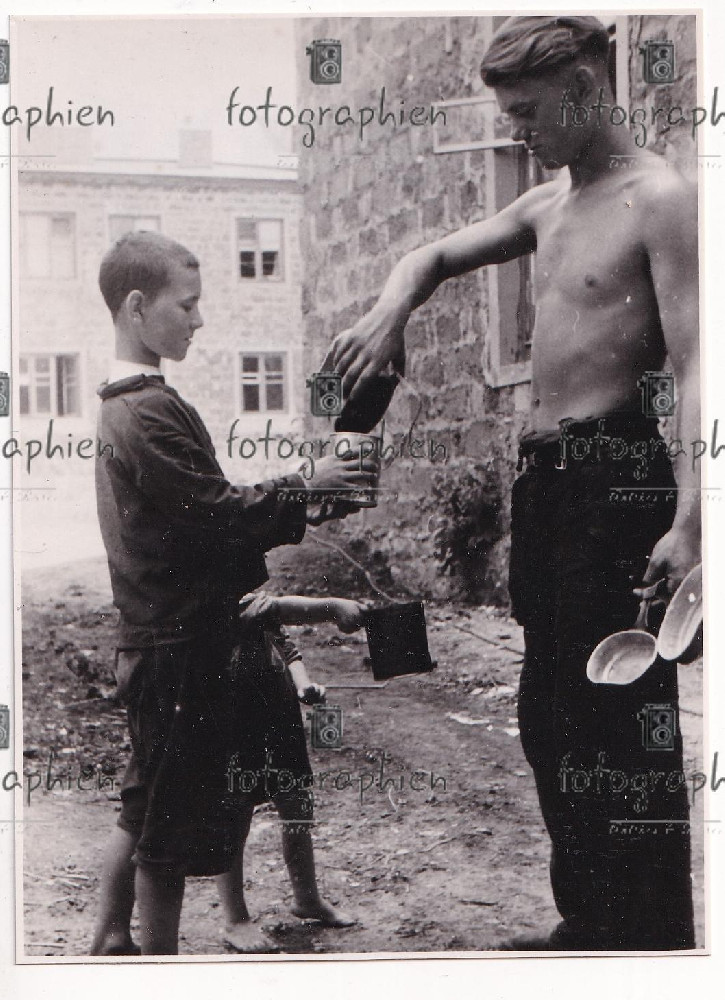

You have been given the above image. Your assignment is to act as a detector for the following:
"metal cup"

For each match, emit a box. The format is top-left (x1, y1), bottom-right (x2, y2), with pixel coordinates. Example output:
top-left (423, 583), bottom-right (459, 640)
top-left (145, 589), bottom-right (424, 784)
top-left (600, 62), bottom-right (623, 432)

top-left (330, 431), bottom-right (381, 508)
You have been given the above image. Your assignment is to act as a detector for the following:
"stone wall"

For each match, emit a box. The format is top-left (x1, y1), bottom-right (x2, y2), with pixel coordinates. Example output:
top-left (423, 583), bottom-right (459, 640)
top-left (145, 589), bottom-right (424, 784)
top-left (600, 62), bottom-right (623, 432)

top-left (628, 14), bottom-right (698, 163)
top-left (296, 15), bottom-right (526, 604)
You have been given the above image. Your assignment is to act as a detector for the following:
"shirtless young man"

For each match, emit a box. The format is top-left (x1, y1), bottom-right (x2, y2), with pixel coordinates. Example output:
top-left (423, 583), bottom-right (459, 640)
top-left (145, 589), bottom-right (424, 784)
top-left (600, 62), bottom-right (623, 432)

top-left (324, 16), bottom-right (700, 950)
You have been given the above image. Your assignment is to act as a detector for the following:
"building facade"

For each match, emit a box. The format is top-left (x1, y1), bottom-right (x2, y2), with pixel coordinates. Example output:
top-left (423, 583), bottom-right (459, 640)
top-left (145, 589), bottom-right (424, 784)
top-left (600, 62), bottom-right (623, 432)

top-left (17, 144), bottom-right (305, 563)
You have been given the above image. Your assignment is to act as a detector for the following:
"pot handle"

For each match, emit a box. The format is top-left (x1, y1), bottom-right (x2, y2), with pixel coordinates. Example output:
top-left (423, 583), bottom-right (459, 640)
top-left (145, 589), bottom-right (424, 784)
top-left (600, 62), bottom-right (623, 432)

top-left (632, 578), bottom-right (668, 630)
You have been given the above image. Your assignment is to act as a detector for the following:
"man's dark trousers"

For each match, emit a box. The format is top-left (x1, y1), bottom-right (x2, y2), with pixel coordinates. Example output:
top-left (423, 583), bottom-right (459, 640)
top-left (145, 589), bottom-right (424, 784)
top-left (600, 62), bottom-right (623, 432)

top-left (509, 416), bottom-right (696, 950)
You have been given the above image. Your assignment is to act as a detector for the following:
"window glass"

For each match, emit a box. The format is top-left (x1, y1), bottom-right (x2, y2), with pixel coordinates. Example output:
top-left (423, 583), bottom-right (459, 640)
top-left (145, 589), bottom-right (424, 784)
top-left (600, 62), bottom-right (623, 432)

top-left (240, 352), bottom-right (287, 412)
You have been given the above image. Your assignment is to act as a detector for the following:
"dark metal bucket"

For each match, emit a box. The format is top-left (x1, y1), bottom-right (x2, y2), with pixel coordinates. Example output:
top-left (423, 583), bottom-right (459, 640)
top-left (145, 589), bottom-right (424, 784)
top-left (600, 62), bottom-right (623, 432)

top-left (363, 602), bottom-right (435, 681)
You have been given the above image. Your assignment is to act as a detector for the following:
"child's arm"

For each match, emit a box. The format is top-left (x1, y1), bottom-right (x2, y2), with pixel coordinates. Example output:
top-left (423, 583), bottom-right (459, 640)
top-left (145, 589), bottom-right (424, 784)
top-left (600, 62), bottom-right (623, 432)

top-left (286, 658), bottom-right (326, 705)
top-left (269, 623), bottom-right (325, 704)
top-left (274, 596), bottom-right (366, 633)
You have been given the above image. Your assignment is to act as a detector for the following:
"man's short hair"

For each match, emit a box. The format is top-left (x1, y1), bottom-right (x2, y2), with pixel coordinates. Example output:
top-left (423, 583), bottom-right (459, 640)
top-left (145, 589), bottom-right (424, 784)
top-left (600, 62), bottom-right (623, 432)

top-left (480, 15), bottom-right (610, 87)
top-left (98, 230), bottom-right (199, 318)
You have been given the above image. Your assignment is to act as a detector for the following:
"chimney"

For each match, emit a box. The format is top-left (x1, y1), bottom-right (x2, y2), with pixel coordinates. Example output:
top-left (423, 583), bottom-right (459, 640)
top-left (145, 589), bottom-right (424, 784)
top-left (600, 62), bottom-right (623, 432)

top-left (178, 129), bottom-right (213, 168)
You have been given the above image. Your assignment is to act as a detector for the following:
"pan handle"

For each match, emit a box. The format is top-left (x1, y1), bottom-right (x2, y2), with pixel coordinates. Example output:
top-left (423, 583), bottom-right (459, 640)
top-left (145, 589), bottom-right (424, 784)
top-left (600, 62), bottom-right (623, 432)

top-left (632, 578), bottom-right (668, 630)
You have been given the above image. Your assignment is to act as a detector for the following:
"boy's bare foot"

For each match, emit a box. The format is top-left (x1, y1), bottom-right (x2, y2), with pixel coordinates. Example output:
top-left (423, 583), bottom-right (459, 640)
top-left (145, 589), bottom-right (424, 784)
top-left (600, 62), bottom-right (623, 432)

top-left (291, 899), bottom-right (357, 927)
top-left (223, 921), bottom-right (280, 953)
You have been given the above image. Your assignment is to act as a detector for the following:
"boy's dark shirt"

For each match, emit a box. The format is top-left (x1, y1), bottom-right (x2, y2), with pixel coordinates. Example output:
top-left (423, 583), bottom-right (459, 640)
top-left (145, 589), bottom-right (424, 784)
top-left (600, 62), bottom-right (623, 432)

top-left (95, 373), bottom-right (307, 648)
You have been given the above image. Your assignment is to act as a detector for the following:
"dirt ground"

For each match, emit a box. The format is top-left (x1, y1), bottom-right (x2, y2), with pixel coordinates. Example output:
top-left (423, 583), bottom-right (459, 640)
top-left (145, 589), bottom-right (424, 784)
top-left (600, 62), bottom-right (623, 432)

top-left (18, 539), bottom-right (705, 958)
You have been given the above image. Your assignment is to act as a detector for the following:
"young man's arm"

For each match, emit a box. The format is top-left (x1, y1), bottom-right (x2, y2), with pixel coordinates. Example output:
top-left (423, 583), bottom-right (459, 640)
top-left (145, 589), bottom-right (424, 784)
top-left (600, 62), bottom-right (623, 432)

top-left (323, 184), bottom-right (543, 400)
top-left (641, 174), bottom-right (701, 592)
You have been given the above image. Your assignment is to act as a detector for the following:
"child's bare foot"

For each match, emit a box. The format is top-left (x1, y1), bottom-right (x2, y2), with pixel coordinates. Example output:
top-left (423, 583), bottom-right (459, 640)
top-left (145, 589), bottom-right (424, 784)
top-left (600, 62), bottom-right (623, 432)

top-left (223, 921), bottom-right (280, 953)
top-left (91, 934), bottom-right (141, 956)
top-left (291, 899), bottom-right (357, 927)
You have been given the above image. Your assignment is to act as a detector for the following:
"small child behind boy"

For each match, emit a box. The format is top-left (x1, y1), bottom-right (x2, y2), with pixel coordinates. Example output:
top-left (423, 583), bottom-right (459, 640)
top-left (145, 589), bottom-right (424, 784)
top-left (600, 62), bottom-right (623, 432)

top-left (218, 592), bottom-right (366, 952)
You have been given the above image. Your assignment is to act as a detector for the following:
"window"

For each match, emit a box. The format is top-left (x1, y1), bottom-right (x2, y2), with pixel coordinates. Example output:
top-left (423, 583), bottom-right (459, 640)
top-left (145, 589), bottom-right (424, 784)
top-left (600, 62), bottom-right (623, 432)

top-left (239, 353), bottom-right (287, 412)
top-left (109, 215), bottom-right (160, 243)
top-left (236, 219), bottom-right (283, 280)
top-left (20, 213), bottom-right (75, 279)
top-left (19, 354), bottom-right (81, 417)
top-left (491, 146), bottom-right (544, 370)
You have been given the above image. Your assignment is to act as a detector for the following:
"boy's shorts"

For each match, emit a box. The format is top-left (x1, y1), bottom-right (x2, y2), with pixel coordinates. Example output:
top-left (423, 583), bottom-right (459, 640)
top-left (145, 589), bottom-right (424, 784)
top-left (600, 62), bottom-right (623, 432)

top-left (116, 632), bottom-right (261, 877)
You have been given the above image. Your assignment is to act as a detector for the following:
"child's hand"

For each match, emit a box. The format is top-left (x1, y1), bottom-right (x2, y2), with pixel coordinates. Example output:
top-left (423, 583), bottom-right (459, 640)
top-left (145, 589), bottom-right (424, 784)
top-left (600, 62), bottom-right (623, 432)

top-left (332, 599), bottom-right (367, 633)
top-left (297, 683), bottom-right (326, 705)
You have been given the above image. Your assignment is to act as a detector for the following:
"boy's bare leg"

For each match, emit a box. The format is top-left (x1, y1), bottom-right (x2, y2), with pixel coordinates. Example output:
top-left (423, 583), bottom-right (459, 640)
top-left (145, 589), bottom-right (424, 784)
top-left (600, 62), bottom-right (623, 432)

top-left (276, 795), bottom-right (356, 927)
top-left (216, 804), bottom-right (280, 953)
top-left (90, 826), bottom-right (140, 955)
top-left (135, 865), bottom-right (185, 955)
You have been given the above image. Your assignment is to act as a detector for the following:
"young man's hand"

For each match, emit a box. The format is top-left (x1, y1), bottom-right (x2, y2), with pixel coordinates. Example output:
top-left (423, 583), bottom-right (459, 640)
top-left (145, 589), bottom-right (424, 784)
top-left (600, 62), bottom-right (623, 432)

top-left (331, 599), bottom-right (367, 633)
top-left (642, 526), bottom-right (701, 595)
top-left (322, 306), bottom-right (406, 403)
top-left (297, 682), bottom-right (326, 705)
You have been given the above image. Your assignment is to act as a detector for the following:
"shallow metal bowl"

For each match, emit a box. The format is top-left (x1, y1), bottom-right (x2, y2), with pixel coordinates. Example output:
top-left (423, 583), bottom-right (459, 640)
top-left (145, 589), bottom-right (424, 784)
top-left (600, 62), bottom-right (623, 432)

top-left (586, 629), bottom-right (658, 685)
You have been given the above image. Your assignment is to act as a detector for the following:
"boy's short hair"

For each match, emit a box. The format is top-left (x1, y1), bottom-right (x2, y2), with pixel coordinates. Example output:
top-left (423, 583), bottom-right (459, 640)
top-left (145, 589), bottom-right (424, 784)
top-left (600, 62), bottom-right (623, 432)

top-left (480, 15), bottom-right (610, 87)
top-left (99, 230), bottom-right (199, 318)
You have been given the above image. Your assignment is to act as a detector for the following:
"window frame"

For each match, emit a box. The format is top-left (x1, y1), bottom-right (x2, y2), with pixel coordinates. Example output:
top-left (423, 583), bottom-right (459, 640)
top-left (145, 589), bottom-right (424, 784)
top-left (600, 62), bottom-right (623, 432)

top-left (237, 350), bottom-right (289, 415)
top-left (18, 351), bottom-right (83, 419)
top-left (234, 217), bottom-right (285, 283)
top-left (107, 214), bottom-right (161, 244)
top-left (19, 211), bottom-right (77, 281)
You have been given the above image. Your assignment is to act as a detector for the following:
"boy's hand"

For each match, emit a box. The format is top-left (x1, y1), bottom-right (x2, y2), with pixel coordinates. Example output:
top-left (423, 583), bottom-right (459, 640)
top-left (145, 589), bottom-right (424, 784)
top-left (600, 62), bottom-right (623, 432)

top-left (297, 683), bottom-right (326, 705)
top-left (305, 453), bottom-right (378, 495)
top-left (331, 599), bottom-right (367, 633)
top-left (306, 498), bottom-right (357, 526)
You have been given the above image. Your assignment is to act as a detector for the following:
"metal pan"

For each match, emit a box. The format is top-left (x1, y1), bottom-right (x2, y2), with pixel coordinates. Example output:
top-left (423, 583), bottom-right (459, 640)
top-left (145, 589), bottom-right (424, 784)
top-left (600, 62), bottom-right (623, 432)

top-left (656, 563), bottom-right (703, 664)
top-left (586, 579), bottom-right (665, 686)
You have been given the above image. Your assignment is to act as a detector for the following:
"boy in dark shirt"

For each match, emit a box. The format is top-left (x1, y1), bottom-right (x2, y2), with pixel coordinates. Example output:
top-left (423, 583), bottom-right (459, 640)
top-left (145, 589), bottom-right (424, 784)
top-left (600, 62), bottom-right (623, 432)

top-left (90, 231), bottom-right (375, 955)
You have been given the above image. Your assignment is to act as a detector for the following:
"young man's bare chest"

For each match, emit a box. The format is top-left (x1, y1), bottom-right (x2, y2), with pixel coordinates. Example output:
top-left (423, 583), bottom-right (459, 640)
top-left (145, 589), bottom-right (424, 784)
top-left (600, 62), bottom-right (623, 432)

top-left (527, 177), bottom-right (667, 429)
top-left (534, 185), bottom-right (656, 315)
